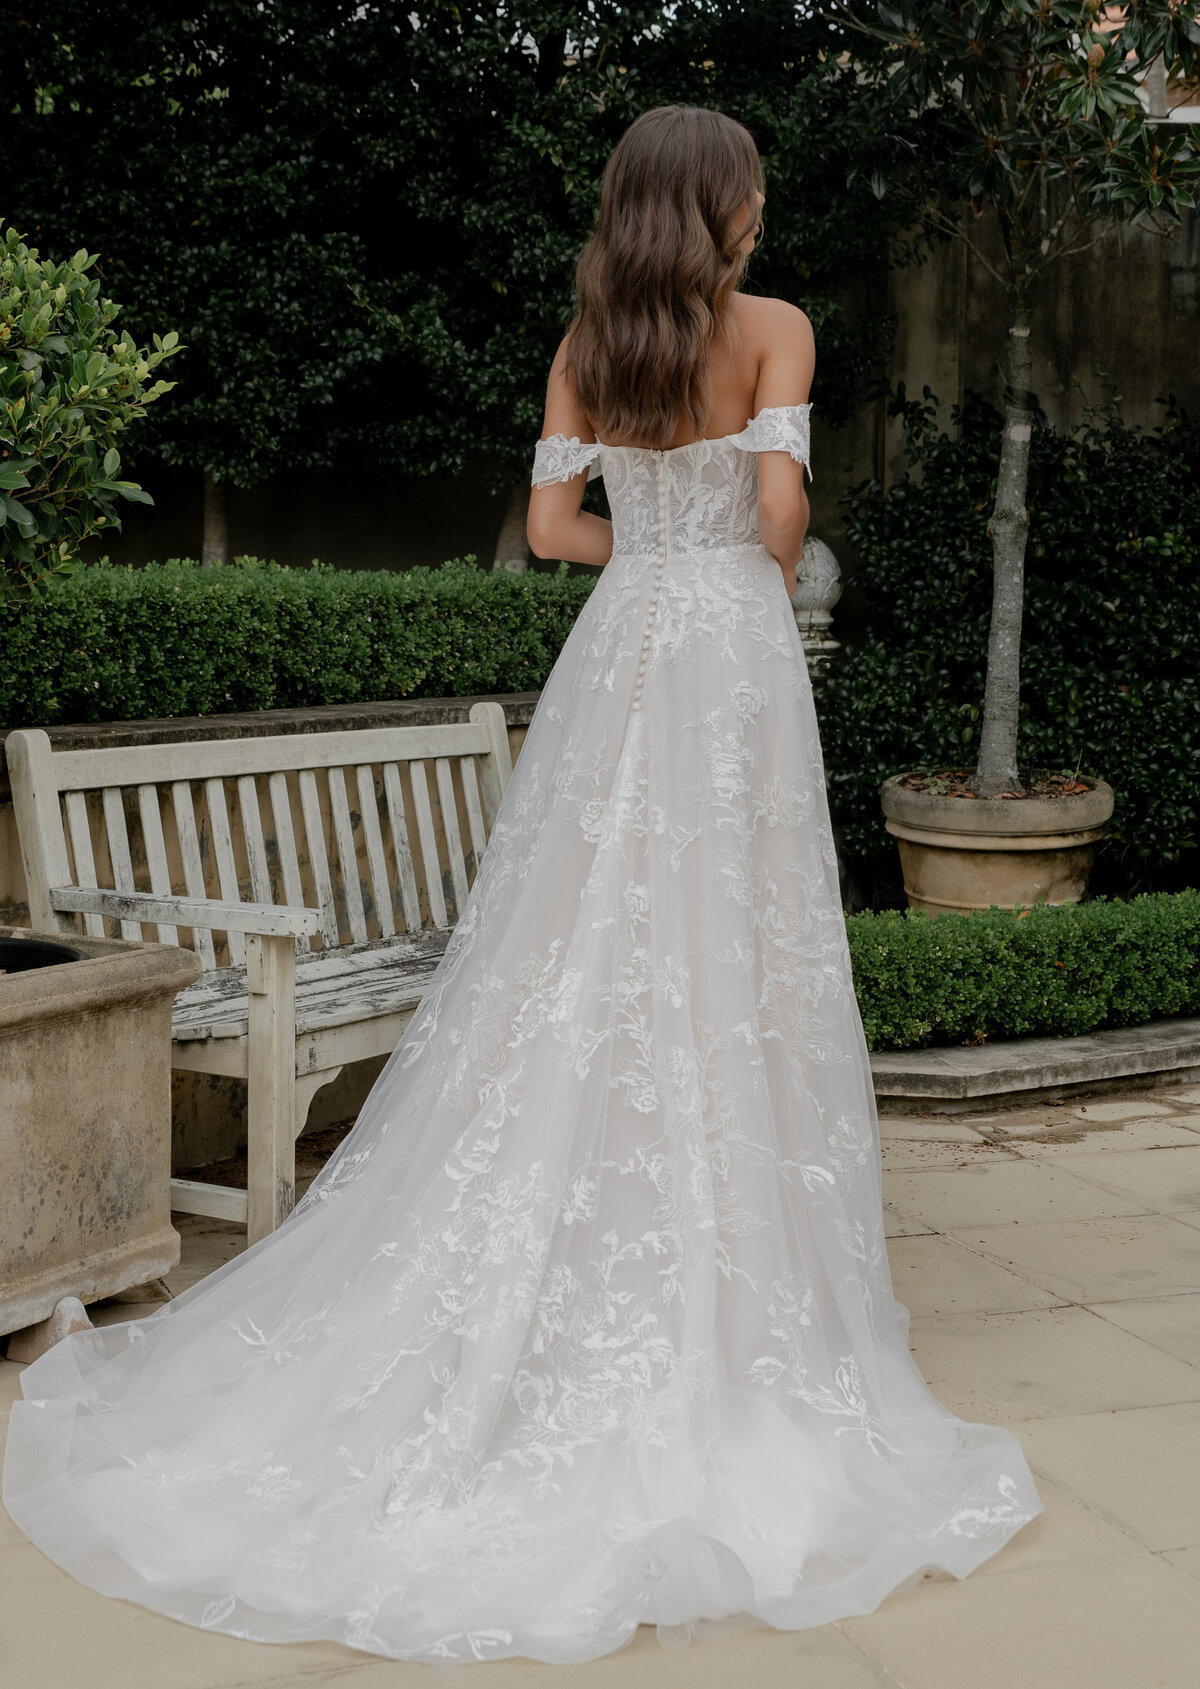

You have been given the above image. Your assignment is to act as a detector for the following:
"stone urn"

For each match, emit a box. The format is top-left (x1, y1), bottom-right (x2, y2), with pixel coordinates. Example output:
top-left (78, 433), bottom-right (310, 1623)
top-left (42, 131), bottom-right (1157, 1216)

top-left (0, 926), bottom-right (202, 1338)
top-left (880, 774), bottom-right (1116, 917)
top-left (790, 535), bottom-right (843, 679)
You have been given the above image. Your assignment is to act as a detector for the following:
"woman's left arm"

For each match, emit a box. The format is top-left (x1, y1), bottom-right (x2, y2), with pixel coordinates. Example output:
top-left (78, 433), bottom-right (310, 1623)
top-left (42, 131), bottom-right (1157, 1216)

top-left (526, 339), bottom-right (614, 568)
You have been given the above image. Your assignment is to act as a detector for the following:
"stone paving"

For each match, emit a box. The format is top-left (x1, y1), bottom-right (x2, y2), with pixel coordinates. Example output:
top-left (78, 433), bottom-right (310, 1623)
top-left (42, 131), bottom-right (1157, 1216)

top-left (4, 1084), bottom-right (1200, 1689)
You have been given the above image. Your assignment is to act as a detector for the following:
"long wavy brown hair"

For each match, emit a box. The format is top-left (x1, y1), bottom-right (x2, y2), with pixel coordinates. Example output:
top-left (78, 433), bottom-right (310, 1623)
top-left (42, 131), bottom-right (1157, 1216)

top-left (564, 105), bottom-right (763, 450)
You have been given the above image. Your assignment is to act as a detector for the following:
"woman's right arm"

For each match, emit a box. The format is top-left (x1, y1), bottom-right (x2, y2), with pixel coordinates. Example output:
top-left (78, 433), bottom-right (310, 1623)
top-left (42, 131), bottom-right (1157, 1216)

top-left (752, 301), bottom-right (815, 596)
top-left (526, 340), bottom-right (614, 568)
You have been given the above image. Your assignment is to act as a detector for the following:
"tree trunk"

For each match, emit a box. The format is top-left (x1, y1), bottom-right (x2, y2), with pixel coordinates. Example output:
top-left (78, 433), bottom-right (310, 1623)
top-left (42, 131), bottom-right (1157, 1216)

top-left (493, 480), bottom-right (531, 575)
top-left (975, 287), bottom-right (1034, 795)
top-left (202, 471), bottom-right (228, 568)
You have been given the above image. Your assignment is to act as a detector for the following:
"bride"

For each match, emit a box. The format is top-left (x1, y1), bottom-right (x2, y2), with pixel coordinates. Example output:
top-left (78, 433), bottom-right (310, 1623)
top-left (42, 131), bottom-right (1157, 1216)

top-left (3, 104), bottom-right (1040, 1665)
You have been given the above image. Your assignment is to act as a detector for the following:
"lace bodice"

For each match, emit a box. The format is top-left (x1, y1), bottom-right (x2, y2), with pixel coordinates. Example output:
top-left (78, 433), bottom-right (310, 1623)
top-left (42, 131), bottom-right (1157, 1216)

top-left (531, 404), bottom-right (812, 558)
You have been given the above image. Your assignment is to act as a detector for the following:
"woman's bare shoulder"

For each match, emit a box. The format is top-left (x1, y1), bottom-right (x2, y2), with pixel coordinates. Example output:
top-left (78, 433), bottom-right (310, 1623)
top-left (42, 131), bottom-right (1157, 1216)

top-left (731, 293), bottom-right (813, 346)
top-left (540, 332), bottom-right (596, 442)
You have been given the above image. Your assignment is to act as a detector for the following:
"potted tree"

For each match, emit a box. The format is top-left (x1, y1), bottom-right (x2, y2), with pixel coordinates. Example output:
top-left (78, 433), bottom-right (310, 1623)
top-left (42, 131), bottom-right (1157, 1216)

top-left (828, 1), bottom-right (1200, 914)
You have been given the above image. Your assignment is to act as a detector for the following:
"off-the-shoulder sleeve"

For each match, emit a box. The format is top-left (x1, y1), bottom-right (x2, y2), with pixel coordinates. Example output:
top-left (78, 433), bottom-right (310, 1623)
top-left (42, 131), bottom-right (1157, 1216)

top-left (730, 404), bottom-right (813, 483)
top-left (530, 434), bottom-right (603, 489)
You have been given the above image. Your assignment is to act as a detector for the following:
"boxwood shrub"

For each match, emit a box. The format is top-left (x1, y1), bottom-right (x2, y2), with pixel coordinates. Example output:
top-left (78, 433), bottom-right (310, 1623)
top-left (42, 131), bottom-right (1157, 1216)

top-left (818, 394), bottom-right (1200, 904)
top-left (0, 556), bottom-right (597, 727)
top-left (848, 890), bottom-right (1200, 1051)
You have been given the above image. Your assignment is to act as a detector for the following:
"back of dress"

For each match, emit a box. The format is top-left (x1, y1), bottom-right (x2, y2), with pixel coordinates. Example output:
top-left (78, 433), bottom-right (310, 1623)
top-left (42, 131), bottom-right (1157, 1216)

top-left (5, 390), bottom-right (1041, 1668)
top-left (532, 402), bottom-right (813, 560)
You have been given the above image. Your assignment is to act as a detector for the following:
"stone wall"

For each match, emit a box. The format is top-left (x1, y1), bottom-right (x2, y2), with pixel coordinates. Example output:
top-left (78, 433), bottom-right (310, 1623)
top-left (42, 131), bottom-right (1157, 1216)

top-left (882, 210), bottom-right (1200, 490)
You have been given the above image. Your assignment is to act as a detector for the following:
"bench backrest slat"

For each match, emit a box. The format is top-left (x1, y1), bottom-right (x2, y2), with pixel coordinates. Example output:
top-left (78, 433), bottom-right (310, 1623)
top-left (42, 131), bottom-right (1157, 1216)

top-left (408, 759), bottom-right (446, 930)
top-left (355, 764), bottom-right (395, 941)
top-left (63, 790), bottom-right (106, 938)
top-left (206, 777), bottom-right (246, 965)
top-left (138, 783), bottom-right (180, 945)
top-left (382, 762), bottom-right (422, 933)
top-left (237, 774), bottom-right (273, 912)
top-left (327, 766), bottom-right (367, 947)
top-left (8, 707), bottom-right (511, 967)
top-left (297, 768), bottom-right (339, 948)
top-left (171, 780), bottom-right (218, 967)
top-left (48, 723), bottom-right (494, 792)
top-left (268, 772), bottom-right (308, 952)
top-left (460, 755), bottom-right (488, 869)
top-left (436, 757), bottom-right (470, 917)
top-left (101, 787), bottom-right (141, 941)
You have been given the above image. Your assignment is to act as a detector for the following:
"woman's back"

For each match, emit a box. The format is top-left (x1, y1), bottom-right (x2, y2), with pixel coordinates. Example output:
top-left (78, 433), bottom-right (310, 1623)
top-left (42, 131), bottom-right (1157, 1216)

top-left (602, 292), bottom-right (812, 450)
top-left (530, 288), bottom-right (814, 593)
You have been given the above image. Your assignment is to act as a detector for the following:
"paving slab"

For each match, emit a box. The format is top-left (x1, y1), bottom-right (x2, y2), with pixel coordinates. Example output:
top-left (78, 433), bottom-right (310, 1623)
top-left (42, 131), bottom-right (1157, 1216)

top-left (0, 1490), bottom-right (22, 1549)
top-left (882, 1204), bottom-right (935, 1238)
top-left (840, 1551), bottom-right (1200, 1689)
top-left (998, 1117), bottom-right (1200, 1156)
top-left (887, 1233), bottom-right (1064, 1317)
top-left (1017, 1405), bottom-right (1200, 1551)
top-left (296, 1618), bottom-right (901, 1689)
top-left (164, 1213), bottom-right (248, 1295)
top-left (1162, 1545), bottom-right (1200, 1583)
top-left (1072, 1098), bottom-right (1177, 1122)
top-left (908, 1306), bottom-right (1200, 1422)
top-left (1087, 1291), bottom-right (1200, 1369)
top-left (0, 1541), bottom-right (367, 1689)
top-left (879, 1117), bottom-right (996, 1142)
top-left (880, 1137), bottom-right (1017, 1173)
top-left (963, 1473), bottom-right (1136, 1578)
top-left (1058, 1145), bottom-right (1200, 1213)
top-left (950, 1214), bottom-right (1200, 1304)
top-left (882, 1159), bottom-right (1143, 1232)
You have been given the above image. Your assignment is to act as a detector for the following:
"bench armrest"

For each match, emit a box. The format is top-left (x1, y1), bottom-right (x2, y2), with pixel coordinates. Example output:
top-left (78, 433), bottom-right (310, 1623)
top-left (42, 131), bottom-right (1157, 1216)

top-left (50, 886), bottom-right (324, 939)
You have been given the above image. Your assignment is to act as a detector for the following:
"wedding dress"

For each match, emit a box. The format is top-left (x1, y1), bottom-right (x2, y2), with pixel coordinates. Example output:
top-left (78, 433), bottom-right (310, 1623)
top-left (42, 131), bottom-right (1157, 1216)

top-left (3, 404), bottom-right (1041, 1664)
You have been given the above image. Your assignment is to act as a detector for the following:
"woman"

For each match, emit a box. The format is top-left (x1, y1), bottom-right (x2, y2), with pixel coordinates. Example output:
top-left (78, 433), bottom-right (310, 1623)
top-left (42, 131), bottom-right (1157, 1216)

top-left (4, 105), bottom-right (1040, 1665)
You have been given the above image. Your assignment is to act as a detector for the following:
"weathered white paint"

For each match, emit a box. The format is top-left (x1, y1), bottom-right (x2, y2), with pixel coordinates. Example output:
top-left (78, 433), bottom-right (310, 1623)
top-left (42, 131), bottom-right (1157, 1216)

top-left (6, 702), bottom-right (512, 1239)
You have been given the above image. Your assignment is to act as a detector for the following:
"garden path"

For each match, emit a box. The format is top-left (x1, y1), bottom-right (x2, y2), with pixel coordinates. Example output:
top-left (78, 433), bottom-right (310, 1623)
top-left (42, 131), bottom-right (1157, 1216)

top-left (4, 1084), bottom-right (1200, 1689)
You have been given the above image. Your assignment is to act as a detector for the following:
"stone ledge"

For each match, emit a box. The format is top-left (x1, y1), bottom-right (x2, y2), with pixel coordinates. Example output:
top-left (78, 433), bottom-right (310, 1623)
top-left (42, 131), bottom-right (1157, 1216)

top-left (871, 1016), bottom-right (1200, 1111)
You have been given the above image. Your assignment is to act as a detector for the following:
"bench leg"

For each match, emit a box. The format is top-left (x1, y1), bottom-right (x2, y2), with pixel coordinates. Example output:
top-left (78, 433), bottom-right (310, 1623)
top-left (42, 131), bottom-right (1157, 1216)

top-left (246, 933), bottom-right (297, 1245)
top-left (294, 1066), bottom-right (344, 1140)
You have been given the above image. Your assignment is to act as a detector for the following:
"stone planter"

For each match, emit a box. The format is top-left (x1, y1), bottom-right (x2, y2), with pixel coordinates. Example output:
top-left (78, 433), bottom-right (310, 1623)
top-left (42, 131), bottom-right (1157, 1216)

top-left (880, 774), bottom-right (1116, 917)
top-left (0, 926), bottom-right (202, 1336)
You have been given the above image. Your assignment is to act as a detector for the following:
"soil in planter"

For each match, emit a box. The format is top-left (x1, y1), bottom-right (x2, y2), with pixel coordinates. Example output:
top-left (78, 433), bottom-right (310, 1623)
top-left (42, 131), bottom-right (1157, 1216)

top-left (0, 935), bottom-right (86, 974)
top-left (896, 768), bottom-right (1095, 802)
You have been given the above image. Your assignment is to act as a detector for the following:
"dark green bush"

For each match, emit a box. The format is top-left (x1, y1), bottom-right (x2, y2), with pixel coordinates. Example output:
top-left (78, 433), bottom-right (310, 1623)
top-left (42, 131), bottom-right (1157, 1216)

top-left (817, 393), bottom-right (1200, 903)
top-left (847, 891), bottom-right (1200, 1051)
top-left (0, 557), bottom-right (597, 727)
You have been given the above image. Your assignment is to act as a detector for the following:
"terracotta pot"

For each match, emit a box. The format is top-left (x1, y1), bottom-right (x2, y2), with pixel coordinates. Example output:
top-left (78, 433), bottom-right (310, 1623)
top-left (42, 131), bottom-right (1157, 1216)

top-left (880, 773), bottom-right (1115, 917)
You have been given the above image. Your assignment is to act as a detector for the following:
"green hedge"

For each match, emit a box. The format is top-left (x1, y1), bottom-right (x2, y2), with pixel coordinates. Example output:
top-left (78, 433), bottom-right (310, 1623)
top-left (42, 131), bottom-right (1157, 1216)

top-left (817, 395), bottom-right (1200, 903)
top-left (848, 890), bottom-right (1200, 1051)
top-left (0, 556), bottom-right (597, 728)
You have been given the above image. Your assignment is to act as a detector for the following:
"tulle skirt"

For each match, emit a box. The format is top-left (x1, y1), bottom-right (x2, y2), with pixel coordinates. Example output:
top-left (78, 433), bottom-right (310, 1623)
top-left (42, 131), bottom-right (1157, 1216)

top-left (4, 540), bottom-right (1041, 1663)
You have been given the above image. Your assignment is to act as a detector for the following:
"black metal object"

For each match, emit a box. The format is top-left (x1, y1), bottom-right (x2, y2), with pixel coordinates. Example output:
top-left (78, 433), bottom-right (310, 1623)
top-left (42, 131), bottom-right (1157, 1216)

top-left (0, 936), bottom-right (87, 974)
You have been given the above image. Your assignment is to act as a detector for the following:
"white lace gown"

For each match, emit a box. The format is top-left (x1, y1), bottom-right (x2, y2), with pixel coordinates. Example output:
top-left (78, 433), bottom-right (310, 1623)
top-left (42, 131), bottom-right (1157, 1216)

top-left (3, 405), bottom-right (1041, 1664)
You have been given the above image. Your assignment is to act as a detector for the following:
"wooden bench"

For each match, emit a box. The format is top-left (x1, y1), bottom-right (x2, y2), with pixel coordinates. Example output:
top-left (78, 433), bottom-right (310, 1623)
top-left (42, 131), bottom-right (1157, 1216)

top-left (7, 705), bottom-right (513, 1242)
